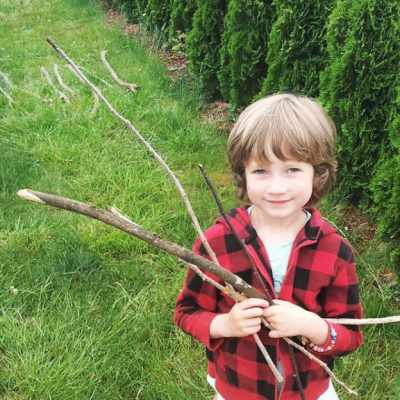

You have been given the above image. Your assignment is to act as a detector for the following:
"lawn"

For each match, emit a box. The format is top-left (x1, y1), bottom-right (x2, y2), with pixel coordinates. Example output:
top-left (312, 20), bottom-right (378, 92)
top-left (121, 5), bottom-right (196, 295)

top-left (0, 0), bottom-right (399, 399)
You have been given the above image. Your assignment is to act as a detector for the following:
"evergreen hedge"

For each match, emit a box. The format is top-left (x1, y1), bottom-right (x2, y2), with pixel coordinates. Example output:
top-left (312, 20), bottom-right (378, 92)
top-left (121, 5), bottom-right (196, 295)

top-left (185, 0), bottom-right (228, 99)
top-left (218, 0), bottom-right (274, 109)
top-left (100, 0), bottom-right (400, 268)
top-left (261, 0), bottom-right (333, 97)
top-left (320, 0), bottom-right (400, 206)
top-left (169, 0), bottom-right (197, 38)
top-left (143, 0), bottom-right (173, 31)
top-left (371, 114), bottom-right (400, 266)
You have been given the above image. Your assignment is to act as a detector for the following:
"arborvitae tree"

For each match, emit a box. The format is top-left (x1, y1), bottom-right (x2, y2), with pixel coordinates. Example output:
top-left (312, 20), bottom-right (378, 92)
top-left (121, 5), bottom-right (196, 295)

top-left (186, 0), bottom-right (228, 99)
top-left (169, 0), bottom-right (197, 37)
top-left (370, 110), bottom-right (400, 267)
top-left (320, 0), bottom-right (400, 205)
top-left (261, 0), bottom-right (334, 97)
top-left (218, 0), bottom-right (275, 109)
top-left (144, 0), bottom-right (173, 31)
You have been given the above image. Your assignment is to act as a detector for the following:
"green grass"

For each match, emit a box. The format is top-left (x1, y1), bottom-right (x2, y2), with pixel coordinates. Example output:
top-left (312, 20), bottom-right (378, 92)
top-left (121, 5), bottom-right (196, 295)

top-left (1, 0), bottom-right (399, 399)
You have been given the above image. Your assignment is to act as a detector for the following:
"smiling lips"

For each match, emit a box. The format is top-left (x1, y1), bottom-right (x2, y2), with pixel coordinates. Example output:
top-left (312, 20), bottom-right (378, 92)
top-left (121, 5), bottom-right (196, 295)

top-left (266, 199), bottom-right (291, 205)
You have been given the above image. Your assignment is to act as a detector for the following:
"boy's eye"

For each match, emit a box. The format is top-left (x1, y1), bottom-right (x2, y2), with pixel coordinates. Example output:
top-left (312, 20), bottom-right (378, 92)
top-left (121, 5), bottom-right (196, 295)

top-left (255, 169), bottom-right (266, 174)
top-left (288, 168), bottom-right (300, 173)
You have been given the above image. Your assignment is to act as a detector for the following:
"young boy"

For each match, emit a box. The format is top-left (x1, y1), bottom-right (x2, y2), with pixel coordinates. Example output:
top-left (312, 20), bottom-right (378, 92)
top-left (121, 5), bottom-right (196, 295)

top-left (174, 94), bottom-right (363, 400)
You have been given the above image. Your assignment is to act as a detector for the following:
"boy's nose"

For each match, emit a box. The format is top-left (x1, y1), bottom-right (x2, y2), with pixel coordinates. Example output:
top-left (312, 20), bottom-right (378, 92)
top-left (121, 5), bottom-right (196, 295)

top-left (267, 177), bottom-right (287, 194)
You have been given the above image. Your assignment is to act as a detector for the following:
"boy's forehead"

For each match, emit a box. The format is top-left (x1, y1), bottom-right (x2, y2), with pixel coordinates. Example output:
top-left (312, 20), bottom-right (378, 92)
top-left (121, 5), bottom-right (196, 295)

top-left (249, 142), bottom-right (297, 163)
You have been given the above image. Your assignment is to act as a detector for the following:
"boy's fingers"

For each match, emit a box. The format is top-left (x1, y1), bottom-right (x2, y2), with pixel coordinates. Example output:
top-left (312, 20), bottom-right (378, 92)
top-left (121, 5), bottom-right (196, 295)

top-left (239, 298), bottom-right (269, 310)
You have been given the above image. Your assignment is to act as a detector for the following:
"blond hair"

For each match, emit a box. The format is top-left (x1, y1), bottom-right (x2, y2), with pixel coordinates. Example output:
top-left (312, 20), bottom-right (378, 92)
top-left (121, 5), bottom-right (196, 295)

top-left (227, 93), bottom-right (337, 206)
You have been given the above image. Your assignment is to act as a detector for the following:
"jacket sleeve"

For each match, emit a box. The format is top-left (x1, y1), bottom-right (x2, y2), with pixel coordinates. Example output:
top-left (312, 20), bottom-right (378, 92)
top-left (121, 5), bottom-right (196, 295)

top-left (174, 234), bottom-right (227, 351)
top-left (308, 239), bottom-right (363, 357)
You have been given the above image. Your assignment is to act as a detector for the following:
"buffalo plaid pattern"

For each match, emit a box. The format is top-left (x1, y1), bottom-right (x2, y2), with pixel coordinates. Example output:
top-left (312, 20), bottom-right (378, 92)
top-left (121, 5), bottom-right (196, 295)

top-left (174, 206), bottom-right (363, 400)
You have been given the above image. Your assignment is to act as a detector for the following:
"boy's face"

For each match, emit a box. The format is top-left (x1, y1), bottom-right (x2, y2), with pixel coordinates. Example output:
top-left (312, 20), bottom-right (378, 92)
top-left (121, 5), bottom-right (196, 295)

top-left (244, 148), bottom-right (314, 223)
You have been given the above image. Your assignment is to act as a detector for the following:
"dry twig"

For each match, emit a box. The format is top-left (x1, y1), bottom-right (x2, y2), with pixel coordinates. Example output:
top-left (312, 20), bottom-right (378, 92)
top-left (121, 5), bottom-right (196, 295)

top-left (40, 66), bottom-right (71, 103)
top-left (101, 50), bottom-right (139, 92)
top-left (54, 64), bottom-right (76, 97)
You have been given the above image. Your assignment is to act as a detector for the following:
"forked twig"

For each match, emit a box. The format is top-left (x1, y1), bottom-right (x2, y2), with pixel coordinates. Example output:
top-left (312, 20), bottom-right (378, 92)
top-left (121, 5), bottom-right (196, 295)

top-left (40, 66), bottom-right (71, 103)
top-left (101, 50), bottom-right (139, 92)
top-left (18, 189), bottom-right (263, 299)
top-left (54, 64), bottom-right (76, 97)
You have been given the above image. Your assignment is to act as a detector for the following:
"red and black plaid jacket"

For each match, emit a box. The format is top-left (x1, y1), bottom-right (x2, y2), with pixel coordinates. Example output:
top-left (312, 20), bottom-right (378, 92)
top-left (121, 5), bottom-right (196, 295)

top-left (174, 206), bottom-right (363, 400)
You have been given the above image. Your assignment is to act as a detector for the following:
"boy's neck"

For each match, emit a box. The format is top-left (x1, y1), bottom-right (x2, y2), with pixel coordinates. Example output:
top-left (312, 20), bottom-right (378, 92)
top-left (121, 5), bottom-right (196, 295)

top-left (249, 206), bottom-right (307, 247)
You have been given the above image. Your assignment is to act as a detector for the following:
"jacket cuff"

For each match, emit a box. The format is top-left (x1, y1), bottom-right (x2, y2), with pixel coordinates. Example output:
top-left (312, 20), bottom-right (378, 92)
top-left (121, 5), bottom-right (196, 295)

top-left (192, 312), bottom-right (225, 351)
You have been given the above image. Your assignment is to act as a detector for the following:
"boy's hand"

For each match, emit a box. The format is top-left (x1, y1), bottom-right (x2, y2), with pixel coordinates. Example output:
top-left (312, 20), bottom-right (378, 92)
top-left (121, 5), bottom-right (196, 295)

top-left (210, 298), bottom-right (269, 339)
top-left (263, 300), bottom-right (328, 345)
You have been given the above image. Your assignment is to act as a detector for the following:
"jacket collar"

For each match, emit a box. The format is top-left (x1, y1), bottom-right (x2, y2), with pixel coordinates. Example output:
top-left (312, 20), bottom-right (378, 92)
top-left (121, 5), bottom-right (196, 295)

top-left (215, 205), bottom-right (335, 245)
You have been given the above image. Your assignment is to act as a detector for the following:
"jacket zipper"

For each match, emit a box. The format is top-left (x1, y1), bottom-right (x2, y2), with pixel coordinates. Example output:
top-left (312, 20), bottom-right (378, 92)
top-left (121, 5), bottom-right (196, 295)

top-left (279, 238), bottom-right (317, 299)
top-left (246, 245), bottom-right (276, 296)
top-left (247, 238), bottom-right (317, 400)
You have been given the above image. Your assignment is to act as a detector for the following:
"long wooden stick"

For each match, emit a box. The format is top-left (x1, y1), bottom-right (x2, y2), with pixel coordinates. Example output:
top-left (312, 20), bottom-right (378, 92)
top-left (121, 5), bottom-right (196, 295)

top-left (17, 189), bottom-right (264, 299)
top-left (45, 37), bottom-right (220, 268)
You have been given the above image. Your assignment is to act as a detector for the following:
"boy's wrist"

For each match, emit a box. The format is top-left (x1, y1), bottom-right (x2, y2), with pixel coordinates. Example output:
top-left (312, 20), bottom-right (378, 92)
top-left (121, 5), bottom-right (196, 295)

top-left (303, 312), bottom-right (329, 345)
top-left (209, 313), bottom-right (229, 339)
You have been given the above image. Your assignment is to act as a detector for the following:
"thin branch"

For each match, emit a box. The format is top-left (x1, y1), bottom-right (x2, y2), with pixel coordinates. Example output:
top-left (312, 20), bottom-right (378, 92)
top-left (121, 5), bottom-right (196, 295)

top-left (0, 86), bottom-right (15, 104)
top-left (198, 164), bottom-right (307, 398)
top-left (101, 50), bottom-right (139, 92)
top-left (90, 90), bottom-right (100, 115)
top-left (45, 37), bottom-right (220, 269)
top-left (281, 330), bottom-right (358, 396)
top-left (54, 64), bottom-right (76, 97)
top-left (40, 66), bottom-right (71, 103)
top-left (326, 316), bottom-right (400, 325)
top-left (198, 164), bottom-right (273, 302)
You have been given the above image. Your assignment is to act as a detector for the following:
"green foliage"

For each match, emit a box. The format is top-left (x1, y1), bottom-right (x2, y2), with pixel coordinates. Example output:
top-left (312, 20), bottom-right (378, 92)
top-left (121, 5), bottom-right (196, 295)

top-left (144, 0), bottom-right (173, 31)
top-left (370, 113), bottom-right (400, 268)
top-left (218, 0), bottom-right (274, 109)
top-left (261, 0), bottom-right (334, 97)
top-left (169, 0), bottom-right (197, 37)
top-left (320, 0), bottom-right (400, 205)
top-left (186, 0), bottom-right (228, 99)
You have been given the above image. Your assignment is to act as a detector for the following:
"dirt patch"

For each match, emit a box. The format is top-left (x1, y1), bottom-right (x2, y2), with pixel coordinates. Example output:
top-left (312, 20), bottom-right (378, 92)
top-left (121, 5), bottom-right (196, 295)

top-left (200, 102), bottom-right (236, 135)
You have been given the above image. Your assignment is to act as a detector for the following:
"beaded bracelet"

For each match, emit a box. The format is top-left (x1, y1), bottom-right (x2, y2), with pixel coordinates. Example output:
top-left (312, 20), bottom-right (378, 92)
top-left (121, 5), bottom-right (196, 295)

top-left (309, 321), bottom-right (337, 353)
